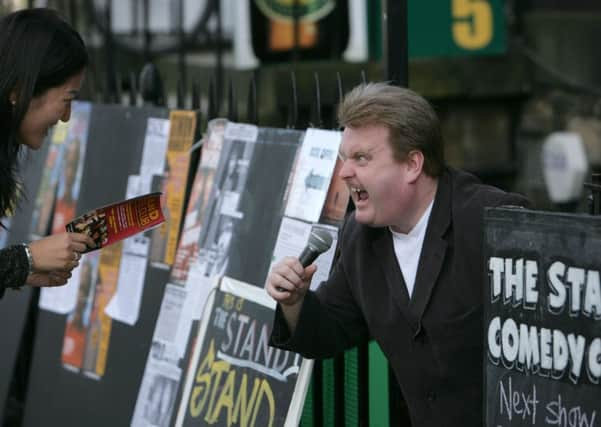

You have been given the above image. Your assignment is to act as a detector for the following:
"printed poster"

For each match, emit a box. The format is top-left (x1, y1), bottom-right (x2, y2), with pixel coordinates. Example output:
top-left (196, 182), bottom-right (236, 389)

top-left (284, 128), bottom-right (341, 223)
top-left (171, 118), bottom-right (227, 285)
top-left (149, 110), bottom-right (197, 266)
top-left (66, 192), bottom-right (165, 252)
top-left (51, 102), bottom-right (92, 234)
top-left (29, 120), bottom-right (69, 238)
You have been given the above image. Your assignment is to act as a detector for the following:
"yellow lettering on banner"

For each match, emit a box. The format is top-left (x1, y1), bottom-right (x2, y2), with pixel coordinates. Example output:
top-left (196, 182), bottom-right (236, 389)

top-left (188, 339), bottom-right (276, 426)
top-left (189, 340), bottom-right (215, 417)
top-left (205, 360), bottom-right (230, 423)
top-left (251, 380), bottom-right (275, 427)
top-left (452, 0), bottom-right (493, 50)
top-left (233, 376), bottom-right (260, 426)
top-left (223, 294), bottom-right (235, 310)
top-left (209, 370), bottom-right (235, 423)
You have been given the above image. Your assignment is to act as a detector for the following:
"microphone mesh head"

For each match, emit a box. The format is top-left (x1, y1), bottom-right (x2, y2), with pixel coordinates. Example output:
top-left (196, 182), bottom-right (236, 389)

top-left (308, 227), bottom-right (333, 253)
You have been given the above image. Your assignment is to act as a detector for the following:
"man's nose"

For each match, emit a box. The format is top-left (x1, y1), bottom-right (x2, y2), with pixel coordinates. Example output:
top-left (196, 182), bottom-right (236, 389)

top-left (338, 159), bottom-right (354, 179)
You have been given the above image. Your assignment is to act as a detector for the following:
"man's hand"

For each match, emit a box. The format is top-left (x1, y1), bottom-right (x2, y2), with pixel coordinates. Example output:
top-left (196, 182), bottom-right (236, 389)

top-left (265, 256), bottom-right (317, 305)
top-left (26, 271), bottom-right (72, 287)
top-left (265, 257), bottom-right (317, 334)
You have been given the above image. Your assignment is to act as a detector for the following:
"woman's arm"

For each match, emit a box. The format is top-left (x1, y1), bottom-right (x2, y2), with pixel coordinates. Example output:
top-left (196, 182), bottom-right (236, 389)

top-left (0, 244), bottom-right (30, 296)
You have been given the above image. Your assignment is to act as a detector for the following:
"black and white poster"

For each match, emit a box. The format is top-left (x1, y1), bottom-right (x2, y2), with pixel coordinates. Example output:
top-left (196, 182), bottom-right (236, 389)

top-left (196, 124), bottom-right (303, 288)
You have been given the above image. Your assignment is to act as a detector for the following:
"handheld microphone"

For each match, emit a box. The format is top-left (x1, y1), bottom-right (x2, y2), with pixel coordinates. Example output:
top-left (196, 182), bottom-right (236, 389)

top-left (274, 227), bottom-right (333, 293)
top-left (298, 227), bottom-right (334, 267)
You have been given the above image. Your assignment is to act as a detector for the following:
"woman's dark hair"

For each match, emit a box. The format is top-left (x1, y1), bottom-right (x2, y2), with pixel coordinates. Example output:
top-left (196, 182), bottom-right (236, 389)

top-left (0, 8), bottom-right (88, 224)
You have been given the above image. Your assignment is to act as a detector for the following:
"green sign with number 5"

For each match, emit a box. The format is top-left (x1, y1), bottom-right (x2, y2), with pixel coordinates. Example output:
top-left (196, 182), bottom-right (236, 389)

top-left (408, 0), bottom-right (505, 57)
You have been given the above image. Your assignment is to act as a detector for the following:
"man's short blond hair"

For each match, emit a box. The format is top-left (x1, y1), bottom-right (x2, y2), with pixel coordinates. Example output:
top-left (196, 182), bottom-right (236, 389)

top-left (337, 82), bottom-right (445, 177)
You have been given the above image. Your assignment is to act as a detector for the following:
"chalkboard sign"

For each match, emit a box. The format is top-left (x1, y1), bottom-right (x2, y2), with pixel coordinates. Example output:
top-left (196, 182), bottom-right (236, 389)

top-left (175, 276), bottom-right (312, 427)
top-left (484, 208), bottom-right (601, 426)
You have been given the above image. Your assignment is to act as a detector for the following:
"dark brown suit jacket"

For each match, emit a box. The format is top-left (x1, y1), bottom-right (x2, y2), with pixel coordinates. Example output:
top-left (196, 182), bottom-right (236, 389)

top-left (271, 168), bottom-right (530, 427)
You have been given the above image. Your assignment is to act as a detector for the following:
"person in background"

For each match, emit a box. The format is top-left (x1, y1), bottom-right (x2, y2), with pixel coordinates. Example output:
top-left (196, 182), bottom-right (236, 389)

top-left (0, 8), bottom-right (95, 295)
top-left (266, 82), bottom-right (530, 427)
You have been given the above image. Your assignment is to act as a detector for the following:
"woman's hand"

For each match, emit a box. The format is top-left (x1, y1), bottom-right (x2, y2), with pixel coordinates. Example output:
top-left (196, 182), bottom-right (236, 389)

top-left (28, 232), bottom-right (95, 272)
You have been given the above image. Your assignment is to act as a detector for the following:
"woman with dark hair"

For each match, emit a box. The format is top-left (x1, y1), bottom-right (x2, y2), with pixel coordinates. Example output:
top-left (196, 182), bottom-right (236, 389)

top-left (0, 8), bottom-right (94, 294)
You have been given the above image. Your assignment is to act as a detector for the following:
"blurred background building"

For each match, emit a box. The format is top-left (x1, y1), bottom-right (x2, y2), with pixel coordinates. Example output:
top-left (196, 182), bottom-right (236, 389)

top-left (2, 0), bottom-right (600, 209)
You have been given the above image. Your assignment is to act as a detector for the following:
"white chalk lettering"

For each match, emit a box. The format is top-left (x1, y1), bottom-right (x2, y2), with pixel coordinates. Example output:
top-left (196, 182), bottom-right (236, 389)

top-left (498, 376), bottom-right (538, 423)
top-left (587, 338), bottom-right (601, 385)
top-left (502, 318), bottom-right (519, 366)
top-left (519, 323), bottom-right (540, 372)
top-left (548, 261), bottom-right (567, 313)
top-left (488, 316), bottom-right (501, 365)
top-left (566, 267), bottom-right (585, 316)
top-left (486, 318), bottom-right (591, 383)
top-left (545, 394), bottom-right (597, 427)
top-left (584, 271), bottom-right (601, 319)
top-left (547, 262), bottom-right (601, 319)
top-left (488, 257), bottom-right (538, 308)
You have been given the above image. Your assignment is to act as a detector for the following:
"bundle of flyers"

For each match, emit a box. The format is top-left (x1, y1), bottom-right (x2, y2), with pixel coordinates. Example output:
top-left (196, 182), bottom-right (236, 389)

top-left (66, 192), bottom-right (165, 252)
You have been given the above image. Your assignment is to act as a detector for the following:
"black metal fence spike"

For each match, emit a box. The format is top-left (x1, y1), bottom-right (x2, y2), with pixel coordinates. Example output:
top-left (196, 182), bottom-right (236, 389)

top-left (287, 71), bottom-right (299, 129)
top-left (84, 65), bottom-right (101, 104)
top-left (588, 173), bottom-right (601, 215)
top-left (177, 79), bottom-right (186, 109)
top-left (208, 78), bottom-right (218, 120)
top-left (129, 71), bottom-right (138, 106)
top-left (139, 63), bottom-right (165, 107)
top-left (103, 0), bottom-right (118, 104)
top-left (336, 72), bottom-right (344, 103)
top-left (227, 79), bottom-right (238, 122)
top-left (192, 80), bottom-right (201, 110)
top-left (332, 72), bottom-right (344, 129)
top-left (246, 76), bottom-right (258, 125)
top-left (114, 70), bottom-right (123, 104)
top-left (311, 72), bottom-right (323, 129)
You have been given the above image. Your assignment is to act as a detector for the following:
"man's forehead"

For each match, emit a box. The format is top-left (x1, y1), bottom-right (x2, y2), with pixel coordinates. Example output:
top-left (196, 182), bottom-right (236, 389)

top-left (340, 126), bottom-right (389, 153)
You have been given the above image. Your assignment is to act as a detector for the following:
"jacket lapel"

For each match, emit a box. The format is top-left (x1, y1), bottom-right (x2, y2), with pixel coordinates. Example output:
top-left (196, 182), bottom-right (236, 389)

top-left (371, 228), bottom-right (418, 331)
top-left (409, 170), bottom-right (452, 327)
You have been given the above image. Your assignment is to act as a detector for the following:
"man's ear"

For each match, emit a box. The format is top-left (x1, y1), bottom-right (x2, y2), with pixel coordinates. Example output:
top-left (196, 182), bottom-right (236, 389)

top-left (9, 90), bottom-right (17, 105)
top-left (405, 150), bottom-right (424, 183)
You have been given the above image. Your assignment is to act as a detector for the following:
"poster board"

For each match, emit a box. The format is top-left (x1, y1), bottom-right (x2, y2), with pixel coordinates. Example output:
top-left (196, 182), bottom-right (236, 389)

top-left (484, 207), bottom-right (601, 426)
top-left (130, 122), bottom-right (305, 427)
top-left (0, 140), bottom-right (49, 421)
top-left (23, 104), bottom-right (171, 427)
top-left (175, 276), bottom-right (312, 427)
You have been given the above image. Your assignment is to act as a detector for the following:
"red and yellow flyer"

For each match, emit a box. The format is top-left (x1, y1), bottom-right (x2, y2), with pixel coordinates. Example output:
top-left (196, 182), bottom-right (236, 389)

top-left (66, 192), bottom-right (165, 252)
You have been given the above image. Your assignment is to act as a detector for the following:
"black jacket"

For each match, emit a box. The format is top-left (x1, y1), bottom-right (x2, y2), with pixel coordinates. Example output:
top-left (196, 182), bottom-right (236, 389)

top-left (271, 168), bottom-right (530, 427)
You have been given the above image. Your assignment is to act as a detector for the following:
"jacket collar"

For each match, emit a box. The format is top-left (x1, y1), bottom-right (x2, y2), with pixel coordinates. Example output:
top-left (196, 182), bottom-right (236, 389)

top-left (371, 168), bottom-right (452, 334)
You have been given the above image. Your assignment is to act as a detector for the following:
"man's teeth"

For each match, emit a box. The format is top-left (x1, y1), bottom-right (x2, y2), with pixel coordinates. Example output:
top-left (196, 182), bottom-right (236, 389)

top-left (351, 187), bottom-right (367, 201)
